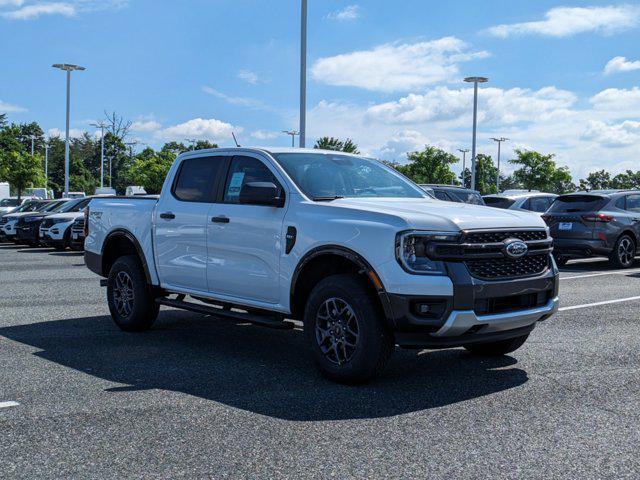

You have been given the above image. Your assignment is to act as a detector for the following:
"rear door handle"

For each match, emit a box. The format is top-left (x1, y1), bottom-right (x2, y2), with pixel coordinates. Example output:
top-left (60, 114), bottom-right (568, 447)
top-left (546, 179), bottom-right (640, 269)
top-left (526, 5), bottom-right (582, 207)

top-left (159, 212), bottom-right (175, 220)
top-left (211, 216), bottom-right (230, 223)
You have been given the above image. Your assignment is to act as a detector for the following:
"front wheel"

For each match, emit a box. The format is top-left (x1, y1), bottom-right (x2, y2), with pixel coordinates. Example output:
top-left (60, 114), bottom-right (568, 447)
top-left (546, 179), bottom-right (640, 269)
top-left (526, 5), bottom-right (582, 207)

top-left (610, 234), bottom-right (636, 269)
top-left (304, 274), bottom-right (394, 384)
top-left (464, 334), bottom-right (529, 356)
top-left (107, 255), bottom-right (159, 332)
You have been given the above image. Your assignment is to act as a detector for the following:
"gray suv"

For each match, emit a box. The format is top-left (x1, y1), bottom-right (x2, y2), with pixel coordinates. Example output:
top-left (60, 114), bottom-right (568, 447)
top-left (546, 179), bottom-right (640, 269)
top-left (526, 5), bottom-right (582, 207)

top-left (542, 190), bottom-right (640, 268)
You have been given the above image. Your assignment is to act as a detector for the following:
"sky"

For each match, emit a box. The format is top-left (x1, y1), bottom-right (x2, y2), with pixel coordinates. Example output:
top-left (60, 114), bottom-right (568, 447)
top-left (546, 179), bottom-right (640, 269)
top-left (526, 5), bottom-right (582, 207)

top-left (0, 0), bottom-right (639, 180)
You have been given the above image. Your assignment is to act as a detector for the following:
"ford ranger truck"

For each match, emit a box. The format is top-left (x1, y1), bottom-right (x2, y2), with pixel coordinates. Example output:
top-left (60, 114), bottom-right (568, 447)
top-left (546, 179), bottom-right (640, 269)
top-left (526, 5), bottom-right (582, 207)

top-left (84, 148), bottom-right (559, 383)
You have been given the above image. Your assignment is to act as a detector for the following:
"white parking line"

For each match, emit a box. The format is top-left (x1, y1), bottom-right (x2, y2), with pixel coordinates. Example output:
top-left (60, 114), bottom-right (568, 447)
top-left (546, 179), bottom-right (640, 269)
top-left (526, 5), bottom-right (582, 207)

top-left (0, 401), bottom-right (19, 409)
top-left (561, 268), bottom-right (640, 280)
top-left (559, 296), bottom-right (640, 312)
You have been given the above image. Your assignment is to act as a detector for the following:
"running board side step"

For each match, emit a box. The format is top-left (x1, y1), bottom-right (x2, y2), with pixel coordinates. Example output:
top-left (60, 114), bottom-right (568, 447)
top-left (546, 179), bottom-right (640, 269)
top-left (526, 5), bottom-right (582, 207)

top-left (156, 297), bottom-right (294, 330)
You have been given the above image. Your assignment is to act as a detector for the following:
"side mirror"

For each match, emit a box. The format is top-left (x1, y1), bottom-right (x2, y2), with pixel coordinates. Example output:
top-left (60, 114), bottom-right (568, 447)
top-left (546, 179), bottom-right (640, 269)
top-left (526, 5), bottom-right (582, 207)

top-left (239, 182), bottom-right (285, 207)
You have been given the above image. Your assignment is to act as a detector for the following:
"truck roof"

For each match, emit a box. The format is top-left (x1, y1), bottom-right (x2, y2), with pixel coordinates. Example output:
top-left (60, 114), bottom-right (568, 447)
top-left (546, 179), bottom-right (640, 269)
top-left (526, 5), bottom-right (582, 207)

top-left (176, 147), bottom-right (367, 158)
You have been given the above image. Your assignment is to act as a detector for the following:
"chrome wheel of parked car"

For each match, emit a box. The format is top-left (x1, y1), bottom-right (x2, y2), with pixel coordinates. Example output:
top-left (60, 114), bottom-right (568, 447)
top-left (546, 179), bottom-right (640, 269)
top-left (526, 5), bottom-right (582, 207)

top-left (113, 271), bottom-right (134, 318)
top-left (315, 297), bottom-right (360, 365)
top-left (616, 235), bottom-right (635, 268)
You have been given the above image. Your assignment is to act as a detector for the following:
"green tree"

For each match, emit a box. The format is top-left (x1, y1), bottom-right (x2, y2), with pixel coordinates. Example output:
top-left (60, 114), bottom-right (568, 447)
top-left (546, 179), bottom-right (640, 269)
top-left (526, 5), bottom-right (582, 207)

top-left (314, 136), bottom-right (360, 153)
top-left (0, 151), bottom-right (45, 199)
top-left (120, 147), bottom-right (175, 194)
top-left (510, 149), bottom-right (575, 194)
top-left (473, 154), bottom-right (500, 194)
top-left (579, 170), bottom-right (612, 190)
top-left (161, 141), bottom-right (189, 155)
top-left (391, 145), bottom-right (458, 185)
top-left (611, 170), bottom-right (640, 189)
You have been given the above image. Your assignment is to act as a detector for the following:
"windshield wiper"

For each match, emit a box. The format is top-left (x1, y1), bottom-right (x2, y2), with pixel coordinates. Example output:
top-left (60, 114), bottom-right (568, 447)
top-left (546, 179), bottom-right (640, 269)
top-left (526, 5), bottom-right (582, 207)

top-left (312, 195), bottom-right (345, 202)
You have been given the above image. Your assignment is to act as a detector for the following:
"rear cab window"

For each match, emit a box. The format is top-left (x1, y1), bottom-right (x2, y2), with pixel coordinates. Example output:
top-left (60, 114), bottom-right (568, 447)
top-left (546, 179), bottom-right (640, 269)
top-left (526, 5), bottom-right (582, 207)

top-left (526, 197), bottom-right (552, 212)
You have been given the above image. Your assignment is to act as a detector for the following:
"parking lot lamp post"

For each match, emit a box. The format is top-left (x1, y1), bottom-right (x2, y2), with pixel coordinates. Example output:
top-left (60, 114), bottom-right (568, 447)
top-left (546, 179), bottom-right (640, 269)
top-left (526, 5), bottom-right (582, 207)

top-left (464, 76), bottom-right (488, 191)
top-left (282, 130), bottom-right (299, 147)
top-left (91, 122), bottom-right (107, 188)
top-left (44, 142), bottom-right (49, 188)
top-left (299, 0), bottom-right (307, 148)
top-left (458, 148), bottom-right (469, 187)
top-left (52, 63), bottom-right (86, 197)
top-left (491, 137), bottom-right (508, 192)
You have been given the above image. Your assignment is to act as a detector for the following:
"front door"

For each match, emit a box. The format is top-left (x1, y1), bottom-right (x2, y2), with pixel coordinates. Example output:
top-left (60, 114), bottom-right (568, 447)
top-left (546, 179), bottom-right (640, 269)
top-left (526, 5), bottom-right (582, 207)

top-left (206, 154), bottom-right (287, 304)
top-left (154, 155), bottom-right (227, 292)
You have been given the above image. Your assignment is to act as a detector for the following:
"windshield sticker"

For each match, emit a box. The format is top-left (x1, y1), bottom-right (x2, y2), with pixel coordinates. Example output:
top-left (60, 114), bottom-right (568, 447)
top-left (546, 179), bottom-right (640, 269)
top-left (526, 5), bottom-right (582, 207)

top-left (227, 172), bottom-right (245, 197)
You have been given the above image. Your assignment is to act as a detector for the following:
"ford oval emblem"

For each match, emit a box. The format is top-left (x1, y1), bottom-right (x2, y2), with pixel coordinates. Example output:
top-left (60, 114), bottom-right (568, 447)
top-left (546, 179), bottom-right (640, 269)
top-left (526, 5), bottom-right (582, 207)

top-left (503, 238), bottom-right (528, 259)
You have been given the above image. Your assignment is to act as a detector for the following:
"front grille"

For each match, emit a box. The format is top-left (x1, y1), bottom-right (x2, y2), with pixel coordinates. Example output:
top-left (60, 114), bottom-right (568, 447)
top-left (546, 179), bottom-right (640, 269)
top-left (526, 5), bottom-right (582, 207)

top-left (474, 290), bottom-right (551, 315)
top-left (41, 219), bottom-right (54, 229)
top-left (0, 217), bottom-right (7, 225)
top-left (71, 219), bottom-right (84, 233)
top-left (465, 253), bottom-right (549, 280)
top-left (464, 229), bottom-right (547, 243)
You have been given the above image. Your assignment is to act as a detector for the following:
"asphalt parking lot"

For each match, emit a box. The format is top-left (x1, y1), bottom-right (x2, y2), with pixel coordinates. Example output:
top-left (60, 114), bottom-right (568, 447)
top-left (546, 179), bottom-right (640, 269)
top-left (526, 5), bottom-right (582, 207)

top-left (1, 244), bottom-right (639, 479)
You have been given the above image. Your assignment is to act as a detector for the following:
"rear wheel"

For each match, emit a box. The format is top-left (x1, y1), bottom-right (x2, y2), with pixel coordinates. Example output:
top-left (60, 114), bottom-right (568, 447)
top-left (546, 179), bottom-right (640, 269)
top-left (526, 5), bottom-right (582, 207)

top-left (464, 334), bottom-right (529, 356)
top-left (303, 274), bottom-right (394, 384)
top-left (610, 234), bottom-right (636, 269)
top-left (107, 255), bottom-right (159, 331)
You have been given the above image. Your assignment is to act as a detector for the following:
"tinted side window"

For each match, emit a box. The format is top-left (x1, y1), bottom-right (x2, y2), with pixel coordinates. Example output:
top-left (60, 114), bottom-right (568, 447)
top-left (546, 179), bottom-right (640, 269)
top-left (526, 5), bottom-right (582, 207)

top-left (626, 194), bottom-right (640, 213)
top-left (528, 197), bottom-right (551, 212)
top-left (615, 197), bottom-right (626, 209)
top-left (223, 156), bottom-right (280, 204)
top-left (173, 157), bottom-right (224, 202)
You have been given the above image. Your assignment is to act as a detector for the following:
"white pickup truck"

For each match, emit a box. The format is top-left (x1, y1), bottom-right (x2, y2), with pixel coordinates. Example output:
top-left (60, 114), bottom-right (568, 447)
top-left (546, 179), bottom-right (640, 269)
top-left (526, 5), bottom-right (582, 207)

top-left (84, 147), bottom-right (559, 383)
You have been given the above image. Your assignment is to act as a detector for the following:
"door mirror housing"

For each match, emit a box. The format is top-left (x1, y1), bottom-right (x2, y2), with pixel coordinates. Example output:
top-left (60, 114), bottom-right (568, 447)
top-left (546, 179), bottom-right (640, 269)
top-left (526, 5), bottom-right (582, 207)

top-left (239, 182), bottom-right (285, 207)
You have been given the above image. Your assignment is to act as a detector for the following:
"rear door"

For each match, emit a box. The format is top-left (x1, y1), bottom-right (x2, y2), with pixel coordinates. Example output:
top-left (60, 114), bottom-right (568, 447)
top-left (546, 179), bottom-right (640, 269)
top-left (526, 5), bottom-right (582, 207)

top-left (623, 194), bottom-right (640, 240)
top-left (206, 154), bottom-right (288, 304)
top-left (154, 155), bottom-right (228, 292)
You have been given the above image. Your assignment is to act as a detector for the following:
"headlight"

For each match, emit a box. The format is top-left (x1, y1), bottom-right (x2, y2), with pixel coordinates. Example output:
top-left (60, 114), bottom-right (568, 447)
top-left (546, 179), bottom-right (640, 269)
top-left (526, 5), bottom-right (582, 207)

top-left (52, 218), bottom-right (70, 225)
top-left (395, 231), bottom-right (459, 275)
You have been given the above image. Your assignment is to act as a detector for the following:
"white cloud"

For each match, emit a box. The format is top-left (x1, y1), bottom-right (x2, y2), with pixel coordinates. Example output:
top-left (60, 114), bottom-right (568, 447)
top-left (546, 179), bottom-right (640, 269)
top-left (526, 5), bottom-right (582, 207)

top-left (237, 69), bottom-right (259, 85)
top-left (311, 37), bottom-right (489, 92)
top-left (367, 86), bottom-right (576, 125)
top-left (487, 5), bottom-right (640, 38)
top-left (589, 87), bottom-right (640, 117)
top-left (582, 120), bottom-right (640, 147)
top-left (155, 118), bottom-right (241, 142)
top-left (326, 5), bottom-right (360, 21)
top-left (131, 120), bottom-right (161, 132)
top-left (0, 1), bottom-right (24, 7)
top-left (47, 127), bottom-right (84, 139)
top-left (1, 2), bottom-right (75, 20)
top-left (250, 129), bottom-right (280, 140)
top-left (0, 100), bottom-right (27, 113)
top-left (604, 56), bottom-right (640, 74)
top-left (202, 86), bottom-right (264, 108)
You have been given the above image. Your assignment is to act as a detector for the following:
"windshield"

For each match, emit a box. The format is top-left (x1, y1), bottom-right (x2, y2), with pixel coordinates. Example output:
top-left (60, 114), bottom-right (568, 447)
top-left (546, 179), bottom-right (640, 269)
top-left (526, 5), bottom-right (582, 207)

top-left (484, 197), bottom-right (516, 209)
top-left (57, 198), bottom-right (85, 213)
top-left (0, 198), bottom-right (19, 207)
top-left (40, 201), bottom-right (64, 212)
top-left (274, 153), bottom-right (426, 200)
top-left (450, 191), bottom-right (484, 205)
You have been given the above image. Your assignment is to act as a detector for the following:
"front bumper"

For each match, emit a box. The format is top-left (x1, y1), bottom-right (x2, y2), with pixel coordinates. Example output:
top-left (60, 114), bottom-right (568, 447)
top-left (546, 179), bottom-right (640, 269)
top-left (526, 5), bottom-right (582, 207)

top-left (16, 224), bottom-right (40, 243)
top-left (381, 257), bottom-right (559, 348)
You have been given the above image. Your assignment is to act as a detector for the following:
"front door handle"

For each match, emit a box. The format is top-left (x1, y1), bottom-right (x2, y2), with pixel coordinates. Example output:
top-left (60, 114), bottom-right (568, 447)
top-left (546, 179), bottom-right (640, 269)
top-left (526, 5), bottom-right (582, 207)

top-left (159, 212), bottom-right (175, 220)
top-left (211, 216), bottom-right (230, 223)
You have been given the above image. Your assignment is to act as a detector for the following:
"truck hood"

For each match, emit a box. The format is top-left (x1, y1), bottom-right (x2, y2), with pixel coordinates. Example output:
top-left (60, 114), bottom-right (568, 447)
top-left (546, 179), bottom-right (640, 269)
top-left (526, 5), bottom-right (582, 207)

top-left (45, 212), bottom-right (83, 221)
top-left (3, 212), bottom-right (39, 220)
top-left (327, 197), bottom-right (546, 231)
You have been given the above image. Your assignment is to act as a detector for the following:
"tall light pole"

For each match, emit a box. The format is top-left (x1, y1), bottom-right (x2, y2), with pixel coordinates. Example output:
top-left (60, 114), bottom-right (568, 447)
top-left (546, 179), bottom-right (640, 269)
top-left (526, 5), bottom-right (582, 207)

top-left (29, 135), bottom-right (36, 155)
top-left (464, 76), bottom-right (488, 191)
top-left (282, 130), bottom-right (299, 147)
top-left (44, 142), bottom-right (50, 189)
top-left (52, 63), bottom-right (85, 196)
top-left (185, 138), bottom-right (197, 150)
top-left (458, 148), bottom-right (469, 187)
top-left (299, 0), bottom-right (307, 148)
top-left (91, 121), bottom-right (108, 188)
top-left (491, 137), bottom-right (508, 192)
